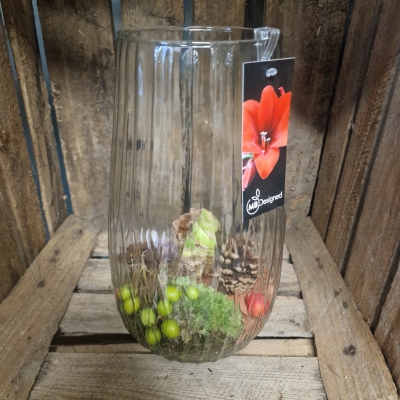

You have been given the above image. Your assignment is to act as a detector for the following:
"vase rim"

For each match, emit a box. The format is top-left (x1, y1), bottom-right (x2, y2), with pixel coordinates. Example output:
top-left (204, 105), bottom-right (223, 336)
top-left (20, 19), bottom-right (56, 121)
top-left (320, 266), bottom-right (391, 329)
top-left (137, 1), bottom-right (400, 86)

top-left (117, 26), bottom-right (280, 46)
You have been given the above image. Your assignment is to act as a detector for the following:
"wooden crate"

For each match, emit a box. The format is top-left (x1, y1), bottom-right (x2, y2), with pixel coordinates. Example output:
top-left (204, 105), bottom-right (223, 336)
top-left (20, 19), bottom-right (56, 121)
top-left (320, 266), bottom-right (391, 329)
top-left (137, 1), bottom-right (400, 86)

top-left (0, 0), bottom-right (399, 399)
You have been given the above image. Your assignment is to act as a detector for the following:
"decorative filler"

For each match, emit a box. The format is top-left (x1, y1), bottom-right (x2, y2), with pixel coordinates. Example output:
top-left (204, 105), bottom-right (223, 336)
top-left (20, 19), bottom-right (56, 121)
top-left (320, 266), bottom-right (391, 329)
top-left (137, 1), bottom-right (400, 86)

top-left (109, 27), bottom-right (289, 363)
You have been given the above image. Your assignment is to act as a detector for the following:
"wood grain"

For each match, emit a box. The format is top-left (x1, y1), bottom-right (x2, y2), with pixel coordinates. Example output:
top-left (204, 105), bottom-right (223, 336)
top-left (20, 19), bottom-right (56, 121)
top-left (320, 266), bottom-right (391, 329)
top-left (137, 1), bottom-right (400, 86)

top-left (0, 20), bottom-right (46, 303)
top-left (121, 0), bottom-right (183, 28)
top-left (59, 293), bottom-right (311, 338)
top-left (77, 258), bottom-right (300, 296)
top-left (311, 0), bottom-right (383, 240)
top-left (286, 217), bottom-right (397, 399)
top-left (325, 0), bottom-right (400, 272)
top-left (50, 338), bottom-right (316, 357)
top-left (36, 0), bottom-right (115, 228)
top-left (29, 353), bottom-right (326, 399)
top-left (193, 0), bottom-right (246, 26)
top-left (1, 0), bottom-right (67, 235)
top-left (0, 215), bottom-right (98, 400)
top-left (375, 261), bottom-right (400, 392)
top-left (264, 0), bottom-right (350, 225)
top-left (342, 19), bottom-right (400, 327)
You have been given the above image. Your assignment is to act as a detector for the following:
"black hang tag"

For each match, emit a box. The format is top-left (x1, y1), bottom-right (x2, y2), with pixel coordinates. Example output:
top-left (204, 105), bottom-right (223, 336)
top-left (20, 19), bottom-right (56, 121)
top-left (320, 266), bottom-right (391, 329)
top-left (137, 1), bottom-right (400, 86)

top-left (242, 58), bottom-right (295, 222)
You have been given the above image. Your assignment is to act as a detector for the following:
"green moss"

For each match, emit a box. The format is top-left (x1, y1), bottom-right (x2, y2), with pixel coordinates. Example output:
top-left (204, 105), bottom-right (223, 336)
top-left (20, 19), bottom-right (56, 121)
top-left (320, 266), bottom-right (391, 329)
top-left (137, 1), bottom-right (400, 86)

top-left (170, 277), bottom-right (243, 343)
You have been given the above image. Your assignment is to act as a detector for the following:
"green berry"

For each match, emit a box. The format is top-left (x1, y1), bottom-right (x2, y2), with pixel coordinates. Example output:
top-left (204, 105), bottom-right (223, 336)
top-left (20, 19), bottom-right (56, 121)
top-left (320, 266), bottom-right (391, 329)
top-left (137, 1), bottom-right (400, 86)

top-left (140, 308), bottom-right (156, 327)
top-left (157, 299), bottom-right (173, 317)
top-left (123, 297), bottom-right (140, 315)
top-left (145, 327), bottom-right (162, 345)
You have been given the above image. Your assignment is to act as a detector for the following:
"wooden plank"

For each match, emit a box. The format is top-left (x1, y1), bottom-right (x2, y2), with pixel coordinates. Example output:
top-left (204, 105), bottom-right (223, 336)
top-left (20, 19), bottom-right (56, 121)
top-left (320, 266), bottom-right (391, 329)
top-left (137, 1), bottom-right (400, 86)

top-left (50, 338), bottom-right (316, 357)
top-left (0, 215), bottom-right (98, 400)
top-left (77, 259), bottom-right (112, 291)
top-left (286, 217), bottom-right (397, 400)
top-left (91, 229), bottom-right (108, 257)
top-left (29, 353), bottom-right (326, 399)
top-left (121, 0), bottom-right (183, 28)
top-left (0, 18), bottom-right (46, 303)
top-left (193, 0), bottom-right (246, 26)
top-left (375, 262), bottom-right (400, 392)
top-left (91, 231), bottom-right (291, 261)
top-left (1, 0), bottom-right (67, 235)
top-left (340, 5), bottom-right (400, 327)
top-left (77, 259), bottom-right (300, 297)
top-left (264, 0), bottom-right (350, 225)
top-left (311, 0), bottom-right (383, 240)
top-left (59, 293), bottom-right (311, 338)
top-left (325, 0), bottom-right (400, 272)
top-left (278, 261), bottom-right (300, 297)
top-left (36, 0), bottom-right (115, 228)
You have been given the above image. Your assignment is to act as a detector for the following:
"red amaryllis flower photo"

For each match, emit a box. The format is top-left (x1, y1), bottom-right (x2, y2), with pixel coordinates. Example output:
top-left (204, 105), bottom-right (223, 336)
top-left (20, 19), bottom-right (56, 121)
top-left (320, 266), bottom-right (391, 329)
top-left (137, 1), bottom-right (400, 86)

top-left (242, 85), bottom-right (291, 190)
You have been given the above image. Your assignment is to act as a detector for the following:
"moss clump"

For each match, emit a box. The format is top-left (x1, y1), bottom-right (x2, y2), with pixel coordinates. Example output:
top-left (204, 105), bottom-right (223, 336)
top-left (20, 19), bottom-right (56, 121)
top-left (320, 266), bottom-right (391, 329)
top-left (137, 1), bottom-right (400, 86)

top-left (170, 277), bottom-right (243, 343)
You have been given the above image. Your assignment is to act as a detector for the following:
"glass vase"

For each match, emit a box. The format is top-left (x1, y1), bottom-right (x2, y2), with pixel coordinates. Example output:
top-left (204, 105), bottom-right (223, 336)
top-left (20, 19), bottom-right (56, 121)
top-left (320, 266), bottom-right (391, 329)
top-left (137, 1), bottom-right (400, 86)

top-left (109, 26), bottom-right (285, 363)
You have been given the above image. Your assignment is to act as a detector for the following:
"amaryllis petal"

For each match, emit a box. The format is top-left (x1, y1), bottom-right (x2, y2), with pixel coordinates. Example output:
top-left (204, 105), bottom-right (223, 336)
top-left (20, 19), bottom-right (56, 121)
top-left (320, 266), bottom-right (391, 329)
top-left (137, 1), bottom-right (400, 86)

top-left (243, 100), bottom-right (260, 133)
top-left (242, 158), bottom-right (256, 190)
top-left (258, 86), bottom-right (277, 133)
top-left (270, 92), bottom-right (291, 135)
top-left (243, 108), bottom-right (262, 154)
top-left (254, 148), bottom-right (280, 180)
top-left (270, 107), bottom-right (289, 148)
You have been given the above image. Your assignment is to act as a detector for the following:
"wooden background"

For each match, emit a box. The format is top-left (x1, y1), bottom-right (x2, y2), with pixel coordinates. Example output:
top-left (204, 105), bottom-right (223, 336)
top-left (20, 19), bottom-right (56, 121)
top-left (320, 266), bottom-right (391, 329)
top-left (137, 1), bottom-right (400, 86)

top-left (0, 0), bottom-right (399, 393)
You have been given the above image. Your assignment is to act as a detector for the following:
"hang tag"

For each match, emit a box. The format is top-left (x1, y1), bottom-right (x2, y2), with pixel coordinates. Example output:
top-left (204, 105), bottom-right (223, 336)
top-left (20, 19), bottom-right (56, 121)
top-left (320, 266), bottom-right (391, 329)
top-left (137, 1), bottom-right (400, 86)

top-left (242, 58), bottom-right (295, 222)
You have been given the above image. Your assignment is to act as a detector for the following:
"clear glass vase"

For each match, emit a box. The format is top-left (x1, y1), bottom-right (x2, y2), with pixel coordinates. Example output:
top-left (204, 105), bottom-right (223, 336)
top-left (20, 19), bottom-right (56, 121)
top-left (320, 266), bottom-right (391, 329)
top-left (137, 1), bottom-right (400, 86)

top-left (109, 26), bottom-right (285, 363)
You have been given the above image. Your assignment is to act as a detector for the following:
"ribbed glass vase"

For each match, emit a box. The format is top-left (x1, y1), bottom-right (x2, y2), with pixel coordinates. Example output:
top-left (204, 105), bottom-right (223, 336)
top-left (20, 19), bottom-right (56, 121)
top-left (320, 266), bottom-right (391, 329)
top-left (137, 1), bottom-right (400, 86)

top-left (109, 26), bottom-right (285, 363)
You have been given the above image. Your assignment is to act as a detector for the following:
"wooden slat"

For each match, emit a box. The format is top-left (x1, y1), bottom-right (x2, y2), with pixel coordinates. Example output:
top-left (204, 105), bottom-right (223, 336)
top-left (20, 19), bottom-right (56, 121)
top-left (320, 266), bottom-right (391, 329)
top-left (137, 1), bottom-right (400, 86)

top-left (340, 4), bottom-right (400, 327)
top-left (121, 0), bottom-right (183, 28)
top-left (29, 353), bottom-right (326, 399)
top-left (0, 215), bottom-right (98, 400)
top-left (311, 0), bottom-right (383, 240)
top-left (264, 0), bottom-right (350, 225)
top-left (286, 217), bottom-right (397, 399)
top-left (50, 338), bottom-right (316, 357)
top-left (192, 0), bottom-right (246, 26)
top-left (1, 0), bottom-right (67, 235)
top-left (325, 0), bottom-right (400, 272)
top-left (91, 230), bottom-right (291, 261)
top-left (77, 258), bottom-right (300, 296)
top-left (36, 0), bottom-right (115, 228)
top-left (59, 294), bottom-right (311, 338)
top-left (0, 18), bottom-right (46, 303)
top-left (375, 262), bottom-right (400, 392)
top-left (91, 229), bottom-right (108, 257)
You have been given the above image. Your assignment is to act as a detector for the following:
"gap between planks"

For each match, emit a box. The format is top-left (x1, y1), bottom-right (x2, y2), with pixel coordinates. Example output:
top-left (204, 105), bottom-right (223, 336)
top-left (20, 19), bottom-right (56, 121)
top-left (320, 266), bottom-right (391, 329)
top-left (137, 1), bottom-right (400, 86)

top-left (50, 338), bottom-right (316, 357)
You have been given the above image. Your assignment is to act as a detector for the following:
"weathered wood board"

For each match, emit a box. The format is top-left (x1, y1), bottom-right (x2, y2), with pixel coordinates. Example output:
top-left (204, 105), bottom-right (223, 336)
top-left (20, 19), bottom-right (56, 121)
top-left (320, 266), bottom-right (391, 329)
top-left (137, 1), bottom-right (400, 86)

top-left (324, 0), bottom-right (400, 272)
top-left (264, 0), bottom-right (350, 225)
top-left (0, 216), bottom-right (98, 400)
top-left (121, 0), bottom-right (183, 28)
top-left (193, 0), bottom-right (246, 26)
top-left (29, 353), bottom-right (326, 399)
top-left (340, 0), bottom-right (400, 328)
top-left (59, 293), bottom-right (311, 338)
top-left (50, 338), bottom-right (316, 357)
top-left (311, 0), bottom-right (383, 240)
top-left (286, 218), bottom-right (397, 400)
top-left (91, 230), bottom-right (291, 260)
top-left (375, 262), bottom-right (400, 393)
top-left (36, 0), bottom-right (115, 228)
top-left (1, 0), bottom-right (67, 235)
top-left (0, 19), bottom-right (46, 303)
top-left (77, 258), bottom-right (300, 297)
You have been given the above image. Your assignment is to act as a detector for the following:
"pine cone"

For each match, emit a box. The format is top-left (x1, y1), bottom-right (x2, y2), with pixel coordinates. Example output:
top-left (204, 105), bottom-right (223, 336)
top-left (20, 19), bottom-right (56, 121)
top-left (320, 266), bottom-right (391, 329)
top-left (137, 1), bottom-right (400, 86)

top-left (219, 238), bottom-right (259, 294)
